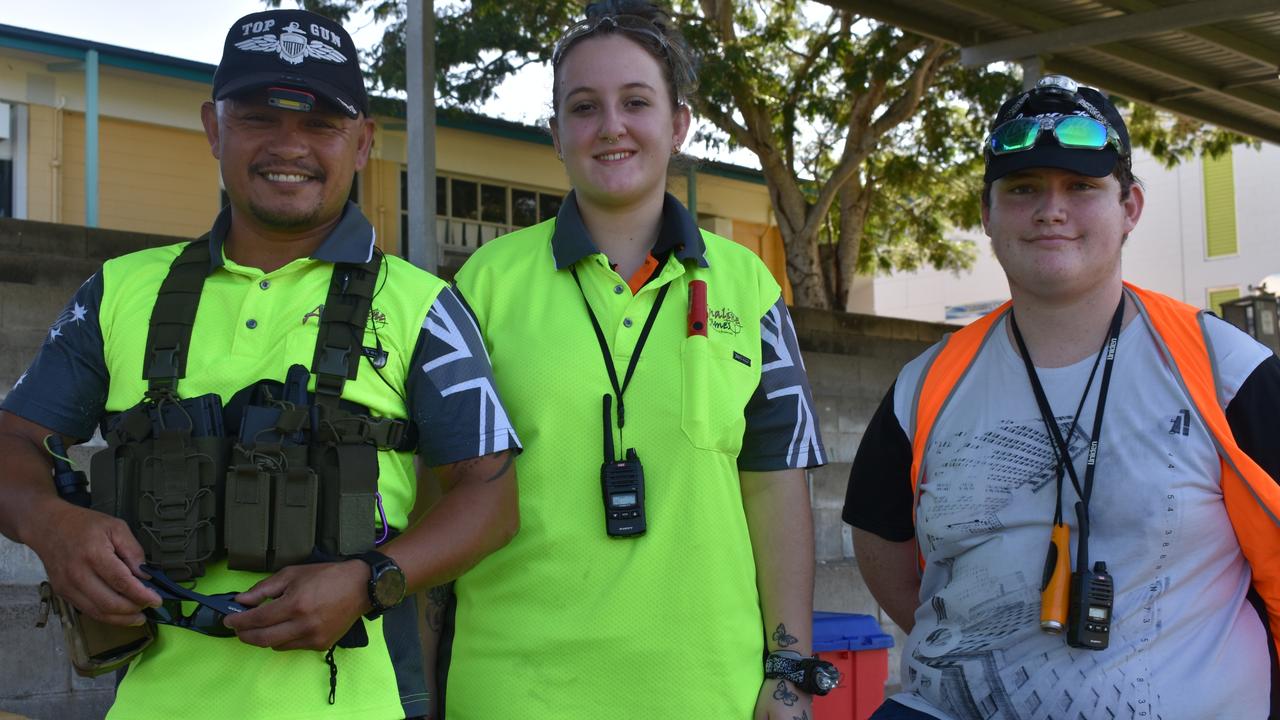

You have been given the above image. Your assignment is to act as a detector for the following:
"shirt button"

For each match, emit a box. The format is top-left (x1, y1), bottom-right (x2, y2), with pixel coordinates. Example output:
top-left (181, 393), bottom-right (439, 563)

top-left (259, 280), bottom-right (271, 290)
top-left (246, 319), bottom-right (258, 329)
top-left (623, 317), bottom-right (633, 328)
top-left (614, 284), bottom-right (624, 295)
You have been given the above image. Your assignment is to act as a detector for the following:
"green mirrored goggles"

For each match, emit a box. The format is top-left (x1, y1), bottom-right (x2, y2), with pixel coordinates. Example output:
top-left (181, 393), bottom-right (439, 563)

top-left (987, 115), bottom-right (1123, 156)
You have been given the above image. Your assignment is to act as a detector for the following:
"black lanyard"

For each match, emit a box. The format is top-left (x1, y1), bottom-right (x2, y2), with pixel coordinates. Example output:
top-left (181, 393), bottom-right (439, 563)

top-left (1010, 295), bottom-right (1125, 570)
top-left (570, 268), bottom-right (671, 437)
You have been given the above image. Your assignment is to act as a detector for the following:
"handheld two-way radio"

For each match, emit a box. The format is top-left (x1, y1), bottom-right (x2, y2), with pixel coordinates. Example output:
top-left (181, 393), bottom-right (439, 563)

top-left (600, 394), bottom-right (645, 538)
top-left (1065, 503), bottom-right (1112, 648)
top-left (1068, 561), bottom-right (1114, 648)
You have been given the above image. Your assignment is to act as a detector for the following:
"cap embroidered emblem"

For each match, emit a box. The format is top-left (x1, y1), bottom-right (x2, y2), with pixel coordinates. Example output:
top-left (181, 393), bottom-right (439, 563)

top-left (234, 21), bottom-right (348, 66)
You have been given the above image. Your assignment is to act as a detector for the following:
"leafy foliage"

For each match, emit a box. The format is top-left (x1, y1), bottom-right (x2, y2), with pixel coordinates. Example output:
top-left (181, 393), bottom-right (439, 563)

top-left (268, 0), bottom-right (1247, 308)
top-left (1125, 100), bottom-right (1254, 168)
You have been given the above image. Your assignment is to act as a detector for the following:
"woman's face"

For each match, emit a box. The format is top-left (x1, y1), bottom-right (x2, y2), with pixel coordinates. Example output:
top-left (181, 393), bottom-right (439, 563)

top-left (551, 34), bottom-right (690, 212)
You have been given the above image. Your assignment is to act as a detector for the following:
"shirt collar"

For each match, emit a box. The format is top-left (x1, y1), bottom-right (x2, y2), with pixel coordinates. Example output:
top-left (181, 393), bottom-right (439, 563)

top-left (205, 201), bottom-right (376, 271)
top-left (551, 191), bottom-right (710, 271)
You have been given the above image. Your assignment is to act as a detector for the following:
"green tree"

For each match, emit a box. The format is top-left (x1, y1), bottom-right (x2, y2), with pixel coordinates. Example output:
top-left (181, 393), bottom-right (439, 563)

top-left (684, 1), bottom-right (1012, 308)
top-left (271, 0), bottom-right (1248, 309)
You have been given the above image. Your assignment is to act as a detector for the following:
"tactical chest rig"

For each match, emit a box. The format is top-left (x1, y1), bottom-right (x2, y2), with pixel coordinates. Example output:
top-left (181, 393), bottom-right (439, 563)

top-left (90, 238), bottom-right (410, 582)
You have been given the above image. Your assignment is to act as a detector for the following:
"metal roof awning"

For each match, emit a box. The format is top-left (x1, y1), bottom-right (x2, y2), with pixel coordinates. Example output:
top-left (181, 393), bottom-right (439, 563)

top-left (823, 0), bottom-right (1280, 145)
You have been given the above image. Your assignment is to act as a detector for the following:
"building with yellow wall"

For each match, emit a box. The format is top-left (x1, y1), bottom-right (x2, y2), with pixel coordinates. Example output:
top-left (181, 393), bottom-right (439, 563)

top-left (0, 22), bottom-right (790, 300)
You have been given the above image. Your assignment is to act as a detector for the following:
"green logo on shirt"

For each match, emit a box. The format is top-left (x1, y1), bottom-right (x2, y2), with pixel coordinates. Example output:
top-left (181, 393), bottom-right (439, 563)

top-left (301, 304), bottom-right (387, 331)
top-left (709, 307), bottom-right (742, 336)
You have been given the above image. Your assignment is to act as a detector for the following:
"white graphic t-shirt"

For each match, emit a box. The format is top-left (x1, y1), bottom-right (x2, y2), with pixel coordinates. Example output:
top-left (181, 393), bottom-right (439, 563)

top-left (851, 310), bottom-right (1274, 720)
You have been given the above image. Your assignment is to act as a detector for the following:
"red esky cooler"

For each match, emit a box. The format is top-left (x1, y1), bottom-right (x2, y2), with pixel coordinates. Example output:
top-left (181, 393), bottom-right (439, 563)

top-left (812, 611), bottom-right (894, 720)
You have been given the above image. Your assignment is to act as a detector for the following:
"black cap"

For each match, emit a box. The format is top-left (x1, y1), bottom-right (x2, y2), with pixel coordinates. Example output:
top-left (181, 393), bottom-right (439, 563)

top-left (213, 10), bottom-right (368, 118)
top-left (984, 75), bottom-right (1130, 183)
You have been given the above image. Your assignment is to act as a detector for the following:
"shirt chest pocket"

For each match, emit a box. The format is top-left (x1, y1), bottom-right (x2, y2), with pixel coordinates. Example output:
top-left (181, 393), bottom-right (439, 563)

top-left (680, 335), bottom-right (759, 455)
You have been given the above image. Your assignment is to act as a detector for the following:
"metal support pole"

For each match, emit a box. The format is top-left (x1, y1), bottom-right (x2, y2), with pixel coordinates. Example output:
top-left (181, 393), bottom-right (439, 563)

top-left (85, 49), bottom-right (98, 227)
top-left (1021, 56), bottom-right (1043, 90)
top-left (406, 0), bottom-right (437, 272)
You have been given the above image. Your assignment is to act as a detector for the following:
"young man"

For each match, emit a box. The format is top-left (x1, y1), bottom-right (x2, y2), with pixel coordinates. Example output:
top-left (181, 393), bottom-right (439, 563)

top-left (845, 75), bottom-right (1280, 719)
top-left (0, 10), bottom-right (519, 718)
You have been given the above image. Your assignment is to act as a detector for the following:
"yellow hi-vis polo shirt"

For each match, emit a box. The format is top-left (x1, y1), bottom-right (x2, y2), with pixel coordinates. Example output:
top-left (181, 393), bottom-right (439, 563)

top-left (3, 202), bottom-right (520, 719)
top-left (449, 192), bottom-right (826, 719)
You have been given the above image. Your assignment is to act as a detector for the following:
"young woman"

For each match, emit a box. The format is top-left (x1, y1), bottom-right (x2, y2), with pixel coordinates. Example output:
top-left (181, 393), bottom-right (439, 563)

top-left (445, 3), bottom-right (828, 717)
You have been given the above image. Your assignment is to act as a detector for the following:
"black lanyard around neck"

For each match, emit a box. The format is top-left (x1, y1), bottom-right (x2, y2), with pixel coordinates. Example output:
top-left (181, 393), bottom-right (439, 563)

top-left (570, 267), bottom-right (671, 436)
top-left (1010, 294), bottom-right (1125, 569)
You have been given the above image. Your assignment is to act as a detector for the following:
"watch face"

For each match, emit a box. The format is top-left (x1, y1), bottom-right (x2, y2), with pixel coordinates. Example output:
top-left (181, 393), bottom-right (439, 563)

top-left (373, 567), bottom-right (406, 608)
top-left (815, 664), bottom-right (841, 692)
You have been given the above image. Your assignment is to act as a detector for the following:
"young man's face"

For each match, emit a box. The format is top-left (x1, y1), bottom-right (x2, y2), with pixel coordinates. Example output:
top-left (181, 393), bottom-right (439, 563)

top-left (982, 167), bottom-right (1144, 302)
top-left (201, 92), bottom-right (374, 234)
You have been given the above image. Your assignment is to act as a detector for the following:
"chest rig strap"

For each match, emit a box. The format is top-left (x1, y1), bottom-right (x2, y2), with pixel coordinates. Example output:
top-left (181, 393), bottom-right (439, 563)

top-left (142, 237), bottom-right (213, 397)
top-left (312, 258), bottom-right (381, 407)
top-left (306, 255), bottom-right (390, 559)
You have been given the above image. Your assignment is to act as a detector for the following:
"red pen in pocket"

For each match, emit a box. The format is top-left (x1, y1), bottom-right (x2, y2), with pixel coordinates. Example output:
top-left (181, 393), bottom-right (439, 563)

top-left (688, 280), bottom-right (707, 337)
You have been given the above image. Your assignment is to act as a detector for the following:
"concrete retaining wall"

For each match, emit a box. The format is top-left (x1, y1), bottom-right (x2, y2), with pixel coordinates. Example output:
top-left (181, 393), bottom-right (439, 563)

top-left (0, 218), bottom-right (952, 717)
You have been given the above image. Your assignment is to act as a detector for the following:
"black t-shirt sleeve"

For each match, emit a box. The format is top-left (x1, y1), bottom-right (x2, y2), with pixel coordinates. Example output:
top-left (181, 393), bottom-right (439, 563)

top-left (842, 380), bottom-right (915, 542)
top-left (0, 272), bottom-right (109, 439)
top-left (1226, 353), bottom-right (1280, 480)
top-left (404, 286), bottom-right (521, 465)
top-left (1224, 353), bottom-right (1280, 720)
top-left (738, 298), bottom-right (827, 471)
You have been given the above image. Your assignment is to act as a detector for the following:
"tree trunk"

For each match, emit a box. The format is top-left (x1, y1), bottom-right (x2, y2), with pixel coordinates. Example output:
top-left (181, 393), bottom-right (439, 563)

top-left (835, 176), bottom-right (873, 312)
top-left (764, 176), bottom-right (832, 310)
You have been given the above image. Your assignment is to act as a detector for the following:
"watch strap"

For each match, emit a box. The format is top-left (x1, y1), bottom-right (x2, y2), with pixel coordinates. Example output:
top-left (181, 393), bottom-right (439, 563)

top-left (764, 650), bottom-right (839, 696)
top-left (764, 650), bottom-right (808, 685)
top-left (357, 550), bottom-right (401, 620)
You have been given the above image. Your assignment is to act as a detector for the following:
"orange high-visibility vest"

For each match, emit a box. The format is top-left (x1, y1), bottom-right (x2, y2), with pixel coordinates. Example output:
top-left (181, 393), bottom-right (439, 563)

top-left (908, 282), bottom-right (1280, 661)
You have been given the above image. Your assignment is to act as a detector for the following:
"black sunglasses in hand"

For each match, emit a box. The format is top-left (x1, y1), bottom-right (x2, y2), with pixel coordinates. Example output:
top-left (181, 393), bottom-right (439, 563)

top-left (138, 564), bottom-right (370, 648)
top-left (140, 564), bottom-right (247, 638)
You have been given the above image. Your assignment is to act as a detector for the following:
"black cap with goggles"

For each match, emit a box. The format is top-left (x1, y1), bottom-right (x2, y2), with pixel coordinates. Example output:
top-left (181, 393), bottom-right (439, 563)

top-left (984, 75), bottom-right (1130, 183)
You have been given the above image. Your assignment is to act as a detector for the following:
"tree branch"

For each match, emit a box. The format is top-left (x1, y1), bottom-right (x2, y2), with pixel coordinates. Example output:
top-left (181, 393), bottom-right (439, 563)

top-left (870, 42), bottom-right (952, 138)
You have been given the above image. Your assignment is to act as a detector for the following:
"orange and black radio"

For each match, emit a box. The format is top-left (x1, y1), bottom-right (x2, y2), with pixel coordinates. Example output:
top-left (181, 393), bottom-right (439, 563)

top-left (1040, 519), bottom-right (1113, 649)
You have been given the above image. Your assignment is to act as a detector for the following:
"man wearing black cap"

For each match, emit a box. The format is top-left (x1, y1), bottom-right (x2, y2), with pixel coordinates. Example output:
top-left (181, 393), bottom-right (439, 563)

top-left (843, 76), bottom-right (1280, 719)
top-left (0, 9), bottom-right (520, 719)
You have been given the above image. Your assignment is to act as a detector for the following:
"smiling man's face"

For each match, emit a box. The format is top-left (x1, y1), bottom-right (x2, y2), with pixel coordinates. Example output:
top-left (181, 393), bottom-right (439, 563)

top-left (201, 92), bottom-right (373, 234)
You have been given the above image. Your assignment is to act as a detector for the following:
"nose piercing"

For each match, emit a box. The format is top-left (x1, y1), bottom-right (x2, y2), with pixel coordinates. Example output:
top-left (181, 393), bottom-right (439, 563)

top-left (604, 135), bottom-right (618, 145)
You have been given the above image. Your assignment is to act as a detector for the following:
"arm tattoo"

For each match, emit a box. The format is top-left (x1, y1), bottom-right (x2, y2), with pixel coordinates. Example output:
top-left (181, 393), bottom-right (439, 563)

top-left (772, 680), bottom-right (799, 707)
top-left (792, 712), bottom-right (808, 720)
top-left (772, 623), bottom-right (798, 648)
top-left (483, 450), bottom-right (514, 483)
top-left (448, 450), bottom-right (514, 484)
top-left (425, 583), bottom-right (452, 633)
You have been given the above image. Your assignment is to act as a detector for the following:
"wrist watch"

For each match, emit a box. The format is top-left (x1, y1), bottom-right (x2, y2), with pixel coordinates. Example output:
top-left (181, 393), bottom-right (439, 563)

top-left (356, 550), bottom-right (406, 620)
top-left (764, 650), bottom-right (841, 696)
